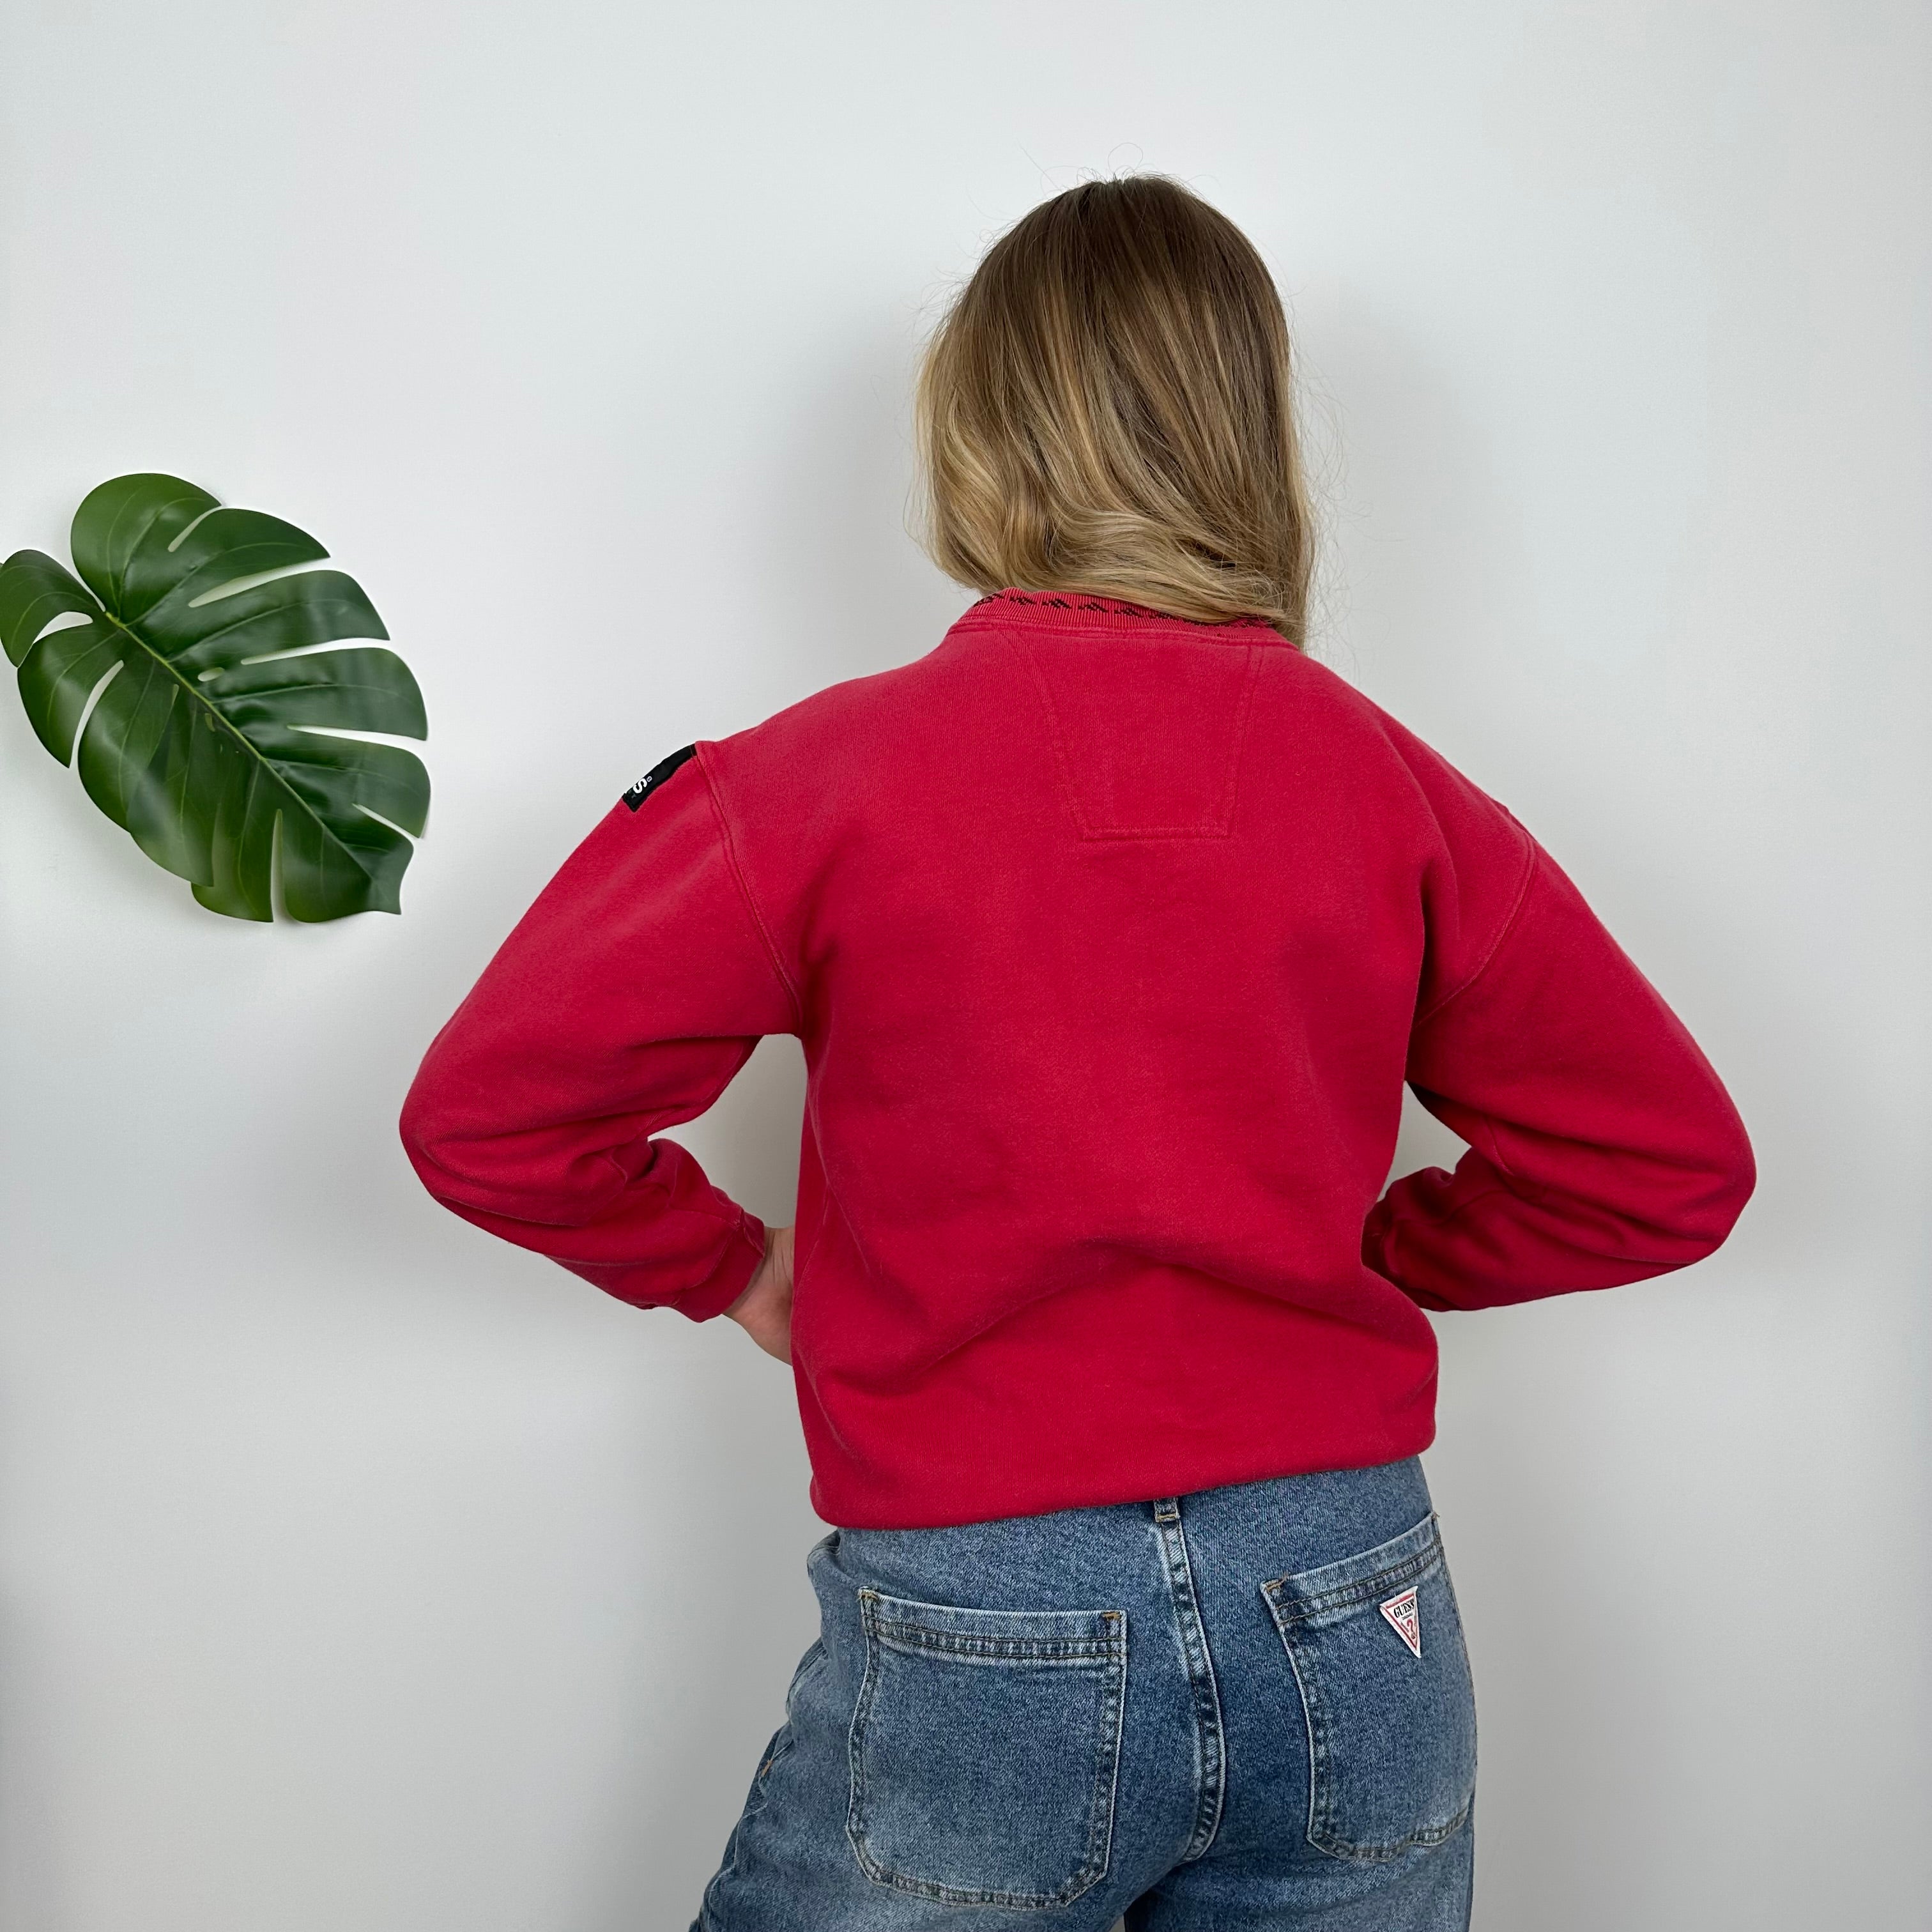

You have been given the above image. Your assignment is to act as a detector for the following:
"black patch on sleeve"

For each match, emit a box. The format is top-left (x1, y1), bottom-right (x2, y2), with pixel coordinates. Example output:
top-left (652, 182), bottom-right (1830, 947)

top-left (622, 743), bottom-right (698, 811)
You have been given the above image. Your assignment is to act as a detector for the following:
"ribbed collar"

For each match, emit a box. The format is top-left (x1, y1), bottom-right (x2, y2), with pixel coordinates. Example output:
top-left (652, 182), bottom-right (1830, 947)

top-left (952, 586), bottom-right (1286, 641)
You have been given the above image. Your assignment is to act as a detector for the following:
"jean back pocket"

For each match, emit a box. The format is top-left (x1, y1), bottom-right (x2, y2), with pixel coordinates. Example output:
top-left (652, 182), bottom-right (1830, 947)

top-left (847, 1588), bottom-right (1127, 1909)
top-left (1261, 1510), bottom-right (1477, 1862)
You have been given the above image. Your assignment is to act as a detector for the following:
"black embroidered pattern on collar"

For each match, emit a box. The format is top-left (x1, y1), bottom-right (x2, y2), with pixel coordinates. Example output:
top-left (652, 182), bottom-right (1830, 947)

top-left (974, 588), bottom-right (1246, 627)
top-left (622, 742), bottom-right (696, 811)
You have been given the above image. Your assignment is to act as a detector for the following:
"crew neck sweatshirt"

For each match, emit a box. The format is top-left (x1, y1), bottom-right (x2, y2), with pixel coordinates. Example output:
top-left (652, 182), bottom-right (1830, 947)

top-left (399, 589), bottom-right (1756, 1530)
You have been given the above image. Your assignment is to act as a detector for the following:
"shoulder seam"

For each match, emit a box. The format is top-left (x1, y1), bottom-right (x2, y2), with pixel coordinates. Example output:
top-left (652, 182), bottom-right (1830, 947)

top-left (1414, 822), bottom-right (1539, 1029)
top-left (692, 744), bottom-right (805, 1035)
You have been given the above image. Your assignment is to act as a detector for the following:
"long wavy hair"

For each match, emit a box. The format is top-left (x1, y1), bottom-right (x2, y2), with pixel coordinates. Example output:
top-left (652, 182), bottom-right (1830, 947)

top-left (916, 176), bottom-right (1314, 645)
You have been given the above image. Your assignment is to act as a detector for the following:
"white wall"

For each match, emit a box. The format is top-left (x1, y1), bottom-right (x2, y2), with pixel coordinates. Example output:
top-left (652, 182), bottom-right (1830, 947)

top-left (2, 4), bottom-right (1925, 1926)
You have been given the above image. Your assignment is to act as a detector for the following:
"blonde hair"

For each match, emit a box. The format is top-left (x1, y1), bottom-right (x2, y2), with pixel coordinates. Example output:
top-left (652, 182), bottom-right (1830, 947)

top-left (916, 176), bottom-right (1314, 645)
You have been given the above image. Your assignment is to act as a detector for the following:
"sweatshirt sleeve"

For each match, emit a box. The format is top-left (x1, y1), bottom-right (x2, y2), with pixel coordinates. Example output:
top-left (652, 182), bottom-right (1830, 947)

top-left (1362, 781), bottom-right (1756, 1314)
top-left (398, 745), bottom-right (800, 1322)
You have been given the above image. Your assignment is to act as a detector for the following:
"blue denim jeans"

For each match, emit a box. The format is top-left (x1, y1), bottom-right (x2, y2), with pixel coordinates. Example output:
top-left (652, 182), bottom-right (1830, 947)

top-left (693, 1455), bottom-right (1476, 1929)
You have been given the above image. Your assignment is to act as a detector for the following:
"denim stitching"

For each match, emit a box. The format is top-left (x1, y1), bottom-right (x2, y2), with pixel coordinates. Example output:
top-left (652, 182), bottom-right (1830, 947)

top-left (1276, 1621), bottom-right (1327, 1863)
top-left (1262, 1535), bottom-right (1445, 1624)
top-left (845, 1588), bottom-right (1126, 1909)
top-left (1259, 1515), bottom-right (1476, 1862)
top-left (869, 1621), bottom-right (1120, 1662)
top-left (1149, 1497), bottom-right (1227, 1863)
top-left (1282, 1626), bottom-right (1471, 1862)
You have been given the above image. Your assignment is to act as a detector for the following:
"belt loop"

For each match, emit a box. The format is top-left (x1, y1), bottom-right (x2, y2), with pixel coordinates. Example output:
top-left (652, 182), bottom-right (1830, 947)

top-left (1153, 1496), bottom-right (1181, 1524)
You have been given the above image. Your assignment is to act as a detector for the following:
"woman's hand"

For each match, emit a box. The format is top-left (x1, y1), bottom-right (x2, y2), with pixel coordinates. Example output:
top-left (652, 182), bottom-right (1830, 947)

top-left (725, 1223), bottom-right (795, 1363)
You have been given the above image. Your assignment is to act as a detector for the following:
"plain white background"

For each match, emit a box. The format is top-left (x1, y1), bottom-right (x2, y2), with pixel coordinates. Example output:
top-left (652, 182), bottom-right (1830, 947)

top-left (2, 4), bottom-right (1926, 1927)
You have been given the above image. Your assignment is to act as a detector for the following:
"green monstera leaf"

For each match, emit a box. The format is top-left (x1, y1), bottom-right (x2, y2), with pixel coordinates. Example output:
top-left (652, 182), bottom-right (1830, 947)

top-left (0, 473), bottom-right (427, 921)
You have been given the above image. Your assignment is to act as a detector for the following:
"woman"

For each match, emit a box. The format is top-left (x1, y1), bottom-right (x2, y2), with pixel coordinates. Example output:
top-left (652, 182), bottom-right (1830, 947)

top-left (399, 175), bottom-right (1754, 1929)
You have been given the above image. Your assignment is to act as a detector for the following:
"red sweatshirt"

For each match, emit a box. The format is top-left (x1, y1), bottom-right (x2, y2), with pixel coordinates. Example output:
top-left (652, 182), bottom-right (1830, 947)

top-left (399, 589), bottom-right (1755, 1529)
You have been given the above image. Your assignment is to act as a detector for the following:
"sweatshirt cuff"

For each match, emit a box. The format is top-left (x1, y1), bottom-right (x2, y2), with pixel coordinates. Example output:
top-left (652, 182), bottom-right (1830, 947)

top-left (671, 1213), bottom-right (769, 1324)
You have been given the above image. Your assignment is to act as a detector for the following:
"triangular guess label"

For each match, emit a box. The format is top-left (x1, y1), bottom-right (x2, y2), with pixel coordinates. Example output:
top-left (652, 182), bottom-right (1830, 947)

top-left (1379, 1585), bottom-right (1422, 1659)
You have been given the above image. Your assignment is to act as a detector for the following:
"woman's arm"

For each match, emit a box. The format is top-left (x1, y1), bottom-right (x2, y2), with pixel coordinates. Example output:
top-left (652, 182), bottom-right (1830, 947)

top-left (1363, 834), bottom-right (1756, 1311)
top-left (398, 747), bottom-right (799, 1321)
